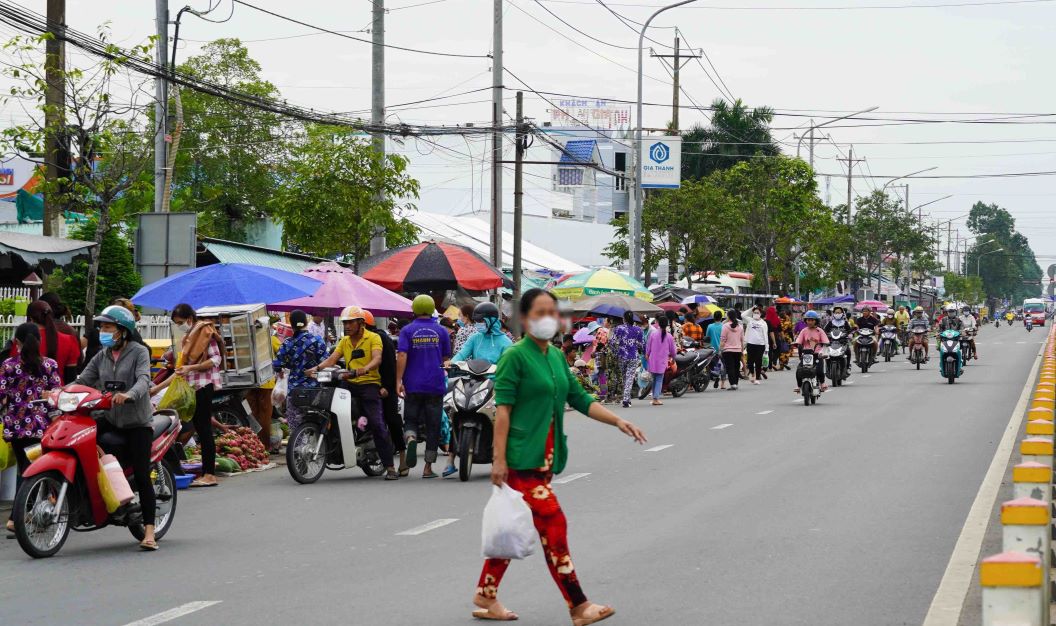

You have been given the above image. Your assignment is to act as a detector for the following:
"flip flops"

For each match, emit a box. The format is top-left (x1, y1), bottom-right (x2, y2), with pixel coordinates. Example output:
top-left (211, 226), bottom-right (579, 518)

top-left (405, 436), bottom-right (418, 469)
top-left (472, 608), bottom-right (519, 621)
top-left (139, 539), bottom-right (159, 551)
top-left (571, 605), bottom-right (615, 626)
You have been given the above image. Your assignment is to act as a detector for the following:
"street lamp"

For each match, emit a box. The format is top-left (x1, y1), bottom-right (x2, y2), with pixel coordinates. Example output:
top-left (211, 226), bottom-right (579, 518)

top-left (882, 166), bottom-right (937, 193)
top-left (977, 247), bottom-right (1003, 276)
top-left (795, 106), bottom-right (878, 168)
top-left (632, 0), bottom-right (697, 281)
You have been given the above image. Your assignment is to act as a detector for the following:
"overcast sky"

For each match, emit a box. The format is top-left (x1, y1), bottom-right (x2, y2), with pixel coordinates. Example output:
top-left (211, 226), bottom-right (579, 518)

top-left (3, 0), bottom-right (1054, 268)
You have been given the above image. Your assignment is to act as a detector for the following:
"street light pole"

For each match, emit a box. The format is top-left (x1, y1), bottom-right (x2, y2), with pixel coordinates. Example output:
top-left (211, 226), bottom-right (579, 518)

top-left (795, 106), bottom-right (878, 169)
top-left (633, 0), bottom-right (696, 282)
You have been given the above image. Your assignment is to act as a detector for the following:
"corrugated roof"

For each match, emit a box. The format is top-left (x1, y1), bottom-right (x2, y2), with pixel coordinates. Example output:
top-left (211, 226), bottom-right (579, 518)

top-left (202, 240), bottom-right (322, 274)
top-left (559, 139), bottom-right (597, 164)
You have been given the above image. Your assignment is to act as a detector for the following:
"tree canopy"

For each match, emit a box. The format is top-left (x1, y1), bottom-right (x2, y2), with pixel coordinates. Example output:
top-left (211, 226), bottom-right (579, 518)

top-left (680, 98), bottom-right (779, 182)
top-left (965, 201), bottom-right (1042, 302)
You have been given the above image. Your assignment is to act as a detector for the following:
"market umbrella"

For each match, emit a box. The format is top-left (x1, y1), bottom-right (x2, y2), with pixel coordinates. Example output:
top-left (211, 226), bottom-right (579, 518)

top-left (680, 293), bottom-right (718, 305)
top-left (697, 303), bottom-right (725, 317)
top-left (572, 327), bottom-right (596, 345)
top-left (656, 302), bottom-right (688, 313)
top-left (552, 268), bottom-right (653, 301)
top-left (813, 294), bottom-right (855, 305)
top-left (854, 299), bottom-right (886, 311)
top-left (571, 293), bottom-right (663, 318)
top-left (268, 262), bottom-right (413, 317)
top-left (360, 241), bottom-right (509, 292)
top-left (132, 263), bottom-right (322, 310)
top-left (774, 296), bottom-right (799, 304)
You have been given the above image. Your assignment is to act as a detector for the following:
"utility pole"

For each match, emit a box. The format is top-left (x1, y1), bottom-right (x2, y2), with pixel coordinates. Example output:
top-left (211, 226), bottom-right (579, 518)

top-left (837, 146), bottom-right (864, 295)
top-left (490, 0), bottom-right (503, 270)
top-left (946, 221), bottom-right (952, 271)
top-left (154, 0), bottom-right (168, 212)
top-left (512, 91), bottom-right (525, 336)
top-left (43, 0), bottom-right (65, 236)
top-left (369, 0), bottom-right (386, 254)
top-left (651, 34), bottom-right (699, 283)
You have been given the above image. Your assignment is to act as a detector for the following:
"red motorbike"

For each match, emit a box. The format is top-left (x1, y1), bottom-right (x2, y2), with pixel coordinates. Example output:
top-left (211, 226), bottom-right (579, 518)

top-left (11, 384), bottom-right (181, 558)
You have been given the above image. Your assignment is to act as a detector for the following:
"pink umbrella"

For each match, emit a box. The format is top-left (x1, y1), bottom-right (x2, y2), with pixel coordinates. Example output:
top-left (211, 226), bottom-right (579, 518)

top-left (269, 262), bottom-right (414, 317)
top-left (854, 300), bottom-right (887, 311)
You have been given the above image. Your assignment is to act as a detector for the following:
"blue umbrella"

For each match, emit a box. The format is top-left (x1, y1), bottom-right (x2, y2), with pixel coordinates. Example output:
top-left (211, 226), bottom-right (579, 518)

top-left (680, 294), bottom-right (718, 305)
top-left (132, 263), bottom-right (323, 310)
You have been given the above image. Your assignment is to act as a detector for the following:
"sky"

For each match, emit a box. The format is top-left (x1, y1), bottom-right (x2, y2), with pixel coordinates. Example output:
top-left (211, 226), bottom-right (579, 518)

top-left (1, 0), bottom-right (1053, 270)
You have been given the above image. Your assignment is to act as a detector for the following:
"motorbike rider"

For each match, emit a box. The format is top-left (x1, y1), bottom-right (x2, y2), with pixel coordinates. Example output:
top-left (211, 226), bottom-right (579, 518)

top-left (908, 306), bottom-right (931, 361)
top-left (938, 304), bottom-right (963, 333)
top-left (853, 306), bottom-right (880, 364)
top-left (74, 305), bottom-right (158, 551)
top-left (959, 307), bottom-right (979, 360)
top-left (445, 302), bottom-right (513, 478)
top-left (894, 306), bottom-right (910, 329)
top-left (793, 311), bottom-right (829, 393)
top-left (309, 306), bottom-right (398, 481)
top-left (823, 306), bottom-right (854, 376)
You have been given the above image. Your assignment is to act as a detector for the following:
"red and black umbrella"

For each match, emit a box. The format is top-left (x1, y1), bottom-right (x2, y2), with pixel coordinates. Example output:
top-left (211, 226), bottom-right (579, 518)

top-left (361, 241), bottom-right (510, 292)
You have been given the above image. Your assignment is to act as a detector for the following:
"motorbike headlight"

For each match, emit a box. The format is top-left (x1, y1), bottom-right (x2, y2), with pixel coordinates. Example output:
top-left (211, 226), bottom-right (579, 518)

top-left (24, 443), bottom-right (42, 462)
top-left (316, 370), bottom-right (333, 383)
top-left (452, 380), bottom-right (469, 406)
top-left (57, 392), bottom-right (89, 413)
top-left (469, 385), bottom-right (491, 408)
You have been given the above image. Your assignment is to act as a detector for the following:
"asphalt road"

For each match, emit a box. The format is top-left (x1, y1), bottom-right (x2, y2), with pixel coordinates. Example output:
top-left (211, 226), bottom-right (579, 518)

top-left (0, 324), bottom-right (1043, 626)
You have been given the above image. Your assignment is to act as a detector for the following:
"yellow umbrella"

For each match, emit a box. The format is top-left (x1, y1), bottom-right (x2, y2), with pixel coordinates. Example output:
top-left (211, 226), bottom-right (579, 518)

top-left (552, 268), bottom-right (653, 302)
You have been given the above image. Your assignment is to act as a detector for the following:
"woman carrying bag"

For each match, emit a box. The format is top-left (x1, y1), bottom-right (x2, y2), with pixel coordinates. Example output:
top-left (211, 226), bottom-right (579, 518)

top-left (471, 288), bottom-right (647, 625)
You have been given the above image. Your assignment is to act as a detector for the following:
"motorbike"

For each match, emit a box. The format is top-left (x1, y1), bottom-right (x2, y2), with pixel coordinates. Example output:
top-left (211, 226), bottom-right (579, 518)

top-left (152, 354), bottom-right (257, 430)
top-left (12, 384), bottom-right (180, 558)
top-left (855, 328), bottom-right (877, 373)
top-left (961, 328), bottom-right (976, 362)
top-left (796, 348), bottom-right (823, 406)
top-left (908, 327), bottom-right (929, 370)
top-left (1008, 318), bottom-right (1014, 326)
top-left (285, 368), bottom-right (386, 484)
top-left (1026, 318), bottom-right (1034, 332)
top-left (637, 347), bottom-right (698, 400)
top-left (878, 325), bottom-right (899, 363)
top-left (445, 359), bottom-right (497, 482)
top-left (826, 327), bottom-right (850, 387)
top-left (676, 339), bottom-right (715, 395)
top-left (994, 319), bottom-right (1000, 329)
top-left (938, 329), bottom-right (964, 384)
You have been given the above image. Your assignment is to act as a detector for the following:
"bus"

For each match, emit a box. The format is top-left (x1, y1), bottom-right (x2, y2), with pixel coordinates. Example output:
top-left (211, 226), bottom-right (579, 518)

top-left (1023, 298), bottom-right (1047, 326)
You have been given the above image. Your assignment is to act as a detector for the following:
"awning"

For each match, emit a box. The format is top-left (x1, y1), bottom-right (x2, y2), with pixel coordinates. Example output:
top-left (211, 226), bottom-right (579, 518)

top-left (199, 238), bottom-right (342, 274)
top-left (0, 231), bottom-right (95, 268)
top-left (813, 294), bottom-right (855, 305)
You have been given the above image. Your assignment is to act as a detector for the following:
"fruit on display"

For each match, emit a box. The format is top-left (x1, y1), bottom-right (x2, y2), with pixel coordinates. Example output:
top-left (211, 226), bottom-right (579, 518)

top-left (215, 427), bottom-right (271, 471)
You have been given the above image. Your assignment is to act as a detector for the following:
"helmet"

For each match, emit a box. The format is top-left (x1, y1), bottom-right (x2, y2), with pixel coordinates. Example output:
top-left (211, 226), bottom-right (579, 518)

top-left (362, 310), bottom-right (375, 326)
top-left (804, 311), bottom-right (820, 321)
top-left (914, 306), bottom-right (924, 313)
top-left (411, 294), bottom-right (436, 317)
top-left (472, 301), bottom-right (499, 322)
top-left (95, 305), bottom-right (137, 334)
top-left (339, 306), bottom-right (367, 322)
top-left (945, 303), bottom-right (957, 312)
top-left (886, 308), bottom-right (894, 315)
top-left (573, 359), bottom-right (587, 368)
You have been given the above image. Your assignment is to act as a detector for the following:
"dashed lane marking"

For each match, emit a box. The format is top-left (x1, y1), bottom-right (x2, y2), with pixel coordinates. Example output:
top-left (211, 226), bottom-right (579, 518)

top-left (552, 472), bottom-right (591, 485)
top-left (396, 518), bottom-right (460, 536)
top-left (644, 444), bottom-right (674, 452)
top-left (756, 410), bottom-right (773, 415)
top-left (122, 602), bottom-right (222, 626)
top-left (711, 423), bottom-right (733, 430)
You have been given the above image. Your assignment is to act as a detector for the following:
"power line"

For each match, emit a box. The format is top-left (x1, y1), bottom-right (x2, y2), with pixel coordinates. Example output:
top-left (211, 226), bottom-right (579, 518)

top-left (531, 0), bottom-right (638, 49)
top-left (538, 0), bottom-right (1055, 10)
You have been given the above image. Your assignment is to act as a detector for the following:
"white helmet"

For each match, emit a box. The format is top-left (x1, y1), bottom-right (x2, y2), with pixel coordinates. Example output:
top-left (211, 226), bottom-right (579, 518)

top-left (886, 308), bottom-right (894, 315)
top-left (945, 303), bottom-right (957, 312)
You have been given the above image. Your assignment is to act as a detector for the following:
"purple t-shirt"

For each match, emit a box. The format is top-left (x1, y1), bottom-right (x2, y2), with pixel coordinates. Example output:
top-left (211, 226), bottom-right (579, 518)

top-left (397, 317), bottom-right (451, 395)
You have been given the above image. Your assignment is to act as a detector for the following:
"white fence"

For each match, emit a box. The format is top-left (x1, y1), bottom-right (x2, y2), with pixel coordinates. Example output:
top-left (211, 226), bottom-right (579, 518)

top-left (0, 287), bottom-right (32, 300)
top-left (0, 315), bottom-right (171, 343)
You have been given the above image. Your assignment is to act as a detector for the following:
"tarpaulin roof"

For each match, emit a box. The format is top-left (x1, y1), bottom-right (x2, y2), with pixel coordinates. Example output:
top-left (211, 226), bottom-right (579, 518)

top-left (0, 231), bottom-right (95, 267)
top-left (200, 238), bottom-right (340, 274)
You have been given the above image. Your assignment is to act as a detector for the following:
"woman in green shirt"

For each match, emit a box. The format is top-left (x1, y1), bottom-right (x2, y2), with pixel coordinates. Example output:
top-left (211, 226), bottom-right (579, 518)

top-left (473, 289), bottom-right (647, 625)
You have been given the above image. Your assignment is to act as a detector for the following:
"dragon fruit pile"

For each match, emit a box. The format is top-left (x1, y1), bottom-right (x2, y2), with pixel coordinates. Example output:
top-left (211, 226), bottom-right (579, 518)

top-left (216, 427), bottom-right (270, 471)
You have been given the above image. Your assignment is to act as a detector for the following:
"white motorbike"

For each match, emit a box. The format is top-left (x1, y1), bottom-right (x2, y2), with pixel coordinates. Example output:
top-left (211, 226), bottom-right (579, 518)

top-left (444, 360), bottom-right (497, 482)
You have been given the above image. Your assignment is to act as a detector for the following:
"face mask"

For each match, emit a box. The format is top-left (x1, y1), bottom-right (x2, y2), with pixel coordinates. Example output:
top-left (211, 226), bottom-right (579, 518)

top-left (474, 322), bottom-right (486, 332)
top-left (678, 316), bottom-right (685, 322)
top-left (834, 313), bottom-right (844, 320)
top-left (177, 321), bottom-right (192, 333)
top-left (456, 319), bottom-right (465, 328)
top-left (528, 316), bottom-right (559, 341)
top-left (752, 313), bottom-right (761, 320)
top-left (99, 331), bottom-right (116, 347)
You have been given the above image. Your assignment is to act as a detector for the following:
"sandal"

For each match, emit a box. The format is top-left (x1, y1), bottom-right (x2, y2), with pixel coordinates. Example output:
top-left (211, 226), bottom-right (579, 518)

top-left (385, 469), bottom-right (400, 481)
top-left (398, 465), bottom-right (410, 478)
top-left (190, 478), bottom-right (218, 488)
top-left (422, 470), bottom-right (438, 479)
top-left (405, 436), bottom-right (418, 469)
top-left (473, 597), bottom-right (518, 621)
top-left (571, 604), bottom-right (615, 626)
top-left (139, 538), bottom-right (159, 551)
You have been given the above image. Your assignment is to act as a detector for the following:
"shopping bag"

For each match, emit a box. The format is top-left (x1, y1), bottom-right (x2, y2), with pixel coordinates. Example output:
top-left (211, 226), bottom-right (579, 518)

top-left (481, 483), bottom-right (537, 560)
top-left (762, 353), bottom-right (770, 369)
top-left (158, 375), bottom-right (196, 423)
top-left (97, 454), bottom-right (134, 514)
top-left (0, 437), bottom-right (14, 471)
top-left (271, 375), bottom-right (288, 406)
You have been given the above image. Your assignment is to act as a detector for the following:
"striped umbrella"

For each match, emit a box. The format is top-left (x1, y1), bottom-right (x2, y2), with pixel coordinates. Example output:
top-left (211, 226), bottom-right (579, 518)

top-left (361, 241), bottom-right (509, 292)
top-left (551, 268), bottom-right (653, 301)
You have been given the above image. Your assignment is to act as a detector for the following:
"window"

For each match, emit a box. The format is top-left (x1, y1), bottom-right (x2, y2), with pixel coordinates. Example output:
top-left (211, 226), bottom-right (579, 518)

top-left (614, 152), bottom-right (626, 191)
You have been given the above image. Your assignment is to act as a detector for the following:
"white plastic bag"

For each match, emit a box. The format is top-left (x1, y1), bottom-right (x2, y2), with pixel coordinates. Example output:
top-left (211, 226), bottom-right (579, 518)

top-left (271, 374), bottom-right (288, 406)
top-left (481, 483), bottom-right (537, 560)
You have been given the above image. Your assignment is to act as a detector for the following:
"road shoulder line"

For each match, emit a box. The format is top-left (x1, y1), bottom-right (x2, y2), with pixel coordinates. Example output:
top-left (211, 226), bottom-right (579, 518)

top-left (920, 340), bottom-right (1043, 626)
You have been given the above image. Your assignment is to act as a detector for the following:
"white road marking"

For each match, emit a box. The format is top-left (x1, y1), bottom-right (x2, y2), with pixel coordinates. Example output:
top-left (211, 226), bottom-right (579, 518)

top-left (396, 518), bottom-right (459, 536)
top-left (844, 381), bottom-right (854, 385)
top-left (552, 472), bottom-right (591, 485)
top-left (921, 340), bottom-right (1044, 626)
top-left (711, 423), bottom-right (733, 430)
top-left (863, 374), bottom-right (872, 378)
top-left (644, 444), bottom-right (674, 452)
top-left (123, 602), bottom-right (222, 626)
top-left (1016, 341), bottom-right (1027, 344)
top-left (756, 410), bottom-right (773, 415)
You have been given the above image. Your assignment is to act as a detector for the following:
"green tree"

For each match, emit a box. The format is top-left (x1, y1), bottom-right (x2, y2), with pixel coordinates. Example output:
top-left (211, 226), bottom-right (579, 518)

top-left (270, 125), bottom-right (419, 271)
top-left (965, 201), bottom-right (1042, 301)
top-left (680, 99), bottom-right (779, 181)
top-left (58, 219), bottom-right (141, 316)
top-left (172, 39), bottom-right (289, 241)
top-left (943, 272), bottom-right (984, 304)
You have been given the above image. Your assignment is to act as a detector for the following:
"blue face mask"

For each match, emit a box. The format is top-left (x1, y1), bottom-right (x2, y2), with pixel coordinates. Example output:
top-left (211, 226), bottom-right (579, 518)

top-left (456, 319), bottom-right (465, 328)
top-left (99, 331), bottom-right (116, 347)
top-left (678, 316), bottom-right (685, 322)
top-left (474, 322), bottom-right (486, 332)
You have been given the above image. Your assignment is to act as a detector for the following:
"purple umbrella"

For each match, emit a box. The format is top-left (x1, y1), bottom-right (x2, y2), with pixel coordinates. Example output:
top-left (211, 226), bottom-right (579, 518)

top-left (572, 327), bottom-right (596, 345)
top-left (269, 262), bottom-right (413, 317)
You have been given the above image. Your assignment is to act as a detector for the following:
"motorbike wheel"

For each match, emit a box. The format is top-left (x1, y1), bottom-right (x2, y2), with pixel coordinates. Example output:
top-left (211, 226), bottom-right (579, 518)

top-left (129, 462), bottom-right (178, 542)
top-left (359, 453), bottom-right (385, 477)
top-left (916, 357), bottom-right (921, 371)
top-left (835, 363), bottom-right (844, 386)
top-left (458, 428), bottom-right (476, 483)
top-left (810, 389), bottom-right (817, 405)
top-left (946, 358), bottom-right (957, 384)
top-left (13, 471), bottom-right (71, 559)
top-left (670, 377), bottom-right (689, 398)
top-left (802, 382), bottom-right (811, 406)
top-left (691, 375), bottom-right (705, 393)
top-left (214, 403), bottom-right (250, 429)
top-left (286, 422), bottom-right (327, 484)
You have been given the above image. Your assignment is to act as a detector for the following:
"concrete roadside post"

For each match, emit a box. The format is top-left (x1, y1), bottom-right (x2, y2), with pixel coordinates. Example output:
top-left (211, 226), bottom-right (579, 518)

top-left (1012, 462), bottom-right (1053, 507)
top-left (1025, 419), bottom-right (1055, 440)
top-left (981, 551), bottom-right (1045, 626)
top-left (1000, 497), bottom-right (1051, 623)
top-left (1020, 437), bottom-right (1054, 468)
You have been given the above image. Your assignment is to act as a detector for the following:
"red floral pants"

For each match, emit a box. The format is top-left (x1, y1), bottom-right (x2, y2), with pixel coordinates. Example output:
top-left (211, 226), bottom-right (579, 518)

top-left (476, 426), bottom-right (588, 612)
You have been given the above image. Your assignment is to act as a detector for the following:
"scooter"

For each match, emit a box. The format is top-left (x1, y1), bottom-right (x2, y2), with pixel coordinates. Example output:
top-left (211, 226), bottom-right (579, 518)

top-left (285, 368), bottom-right (386, 483)
top-left (638, 348), bottom-right (697, 400)
top-left (878, 325), bottom-right (899, 362)
top-left (938, 329), bottom-right (964, 384)
top-left (445, 360), bottom-right (497, 482)
top-left (961, 328), bottom-right (976, 362)
top-left (855, 328), bottom-right (877, 373)
top-left (685, 340), bottom-right (720, 392)
top-left (12, 384), bottom-right (180, 559)
top-left (826, 328), bottom-right (850, 387)
top-left (908, 327), bottom-right (929, 370)
top-left (796, 348), bottom-right (824, 406)
top-left (1026, 318), bottom-right (1034, 332)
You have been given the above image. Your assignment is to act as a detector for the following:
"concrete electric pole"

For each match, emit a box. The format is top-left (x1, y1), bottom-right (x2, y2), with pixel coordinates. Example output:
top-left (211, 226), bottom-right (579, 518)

top-left (512, 91), bottom-right (525, 334)
top-left (490, 0), bottom-right (503, 270)
top-left (43, 0), bottom-right (65, 235)
top-left (370, 0), bottom-right (386, 254)
top-left (154, 0), bottom-right (168, 213)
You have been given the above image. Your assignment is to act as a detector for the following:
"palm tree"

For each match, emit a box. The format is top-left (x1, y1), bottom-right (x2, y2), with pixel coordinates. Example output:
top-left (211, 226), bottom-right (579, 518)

top-left (681, 98), bottom-right (779, 181)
